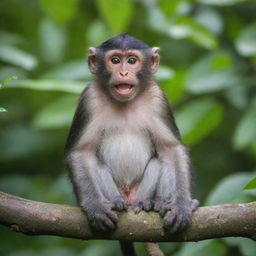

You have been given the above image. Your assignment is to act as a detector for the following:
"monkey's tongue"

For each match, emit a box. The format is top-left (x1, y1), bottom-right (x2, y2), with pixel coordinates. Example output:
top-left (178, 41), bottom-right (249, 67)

top-left (115, 84), bottom-right (133, 96)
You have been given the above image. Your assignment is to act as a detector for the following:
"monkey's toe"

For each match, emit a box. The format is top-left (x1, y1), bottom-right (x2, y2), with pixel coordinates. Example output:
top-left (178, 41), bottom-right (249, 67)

top-left (87, 207), bottom-right (118, 232)
top-left (191, 199), bottom-right (199, 212)
top-left (163, 206), bottom-right (192, 234)
top-left (111, 196), bottom-right (128, 211)
top-left (132, 199), bottom-right (153, 214)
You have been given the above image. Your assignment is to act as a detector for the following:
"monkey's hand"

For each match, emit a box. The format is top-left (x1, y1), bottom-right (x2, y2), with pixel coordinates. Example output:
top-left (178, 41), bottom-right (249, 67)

top-left (154, 199), bottom-right (193, 234)
top-left (81, 201), bottom-right (118, 232)
top-left (110, 196), bottom-right (128, 211)
top-left (131, 199), bottom-right (154, 214)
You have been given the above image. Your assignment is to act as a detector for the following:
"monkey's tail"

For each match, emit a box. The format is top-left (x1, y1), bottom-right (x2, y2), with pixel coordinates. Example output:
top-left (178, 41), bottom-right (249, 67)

top-left (119, 241), bottom-right (136, 256)
top-left (145, 243), bottom-right (164, 256)
top-left (119, 242), bottom-right (164, 256)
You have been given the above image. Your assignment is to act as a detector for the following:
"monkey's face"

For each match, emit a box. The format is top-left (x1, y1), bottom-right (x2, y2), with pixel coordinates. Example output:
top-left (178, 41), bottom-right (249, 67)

top-left (104, 50), bottom-right (144, 102)
top-left (88, 46), bottom-right (160, 102)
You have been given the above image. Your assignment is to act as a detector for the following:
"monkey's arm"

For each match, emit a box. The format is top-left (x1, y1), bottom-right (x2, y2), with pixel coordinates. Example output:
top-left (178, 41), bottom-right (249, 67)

top-left (150, 96), bottom-right (198, 233)
top-left (65, 150), bottom-right (121, 231)
top-left (65, 88), bottom-right (126, 231)
top-left (154, 143), bottom-right (195, 233)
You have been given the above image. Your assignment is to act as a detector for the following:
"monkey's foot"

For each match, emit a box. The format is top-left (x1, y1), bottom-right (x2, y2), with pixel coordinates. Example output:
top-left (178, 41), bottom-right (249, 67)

top-left (191, 199), bottom-right (199, 212)
top-left (163, 203), bottom-right (192, 234)
top-left (83, 203), bottom-right (118, 232)
top-left (132, 199), bottom-right (153, 214)
top-left (111, 196), bottom-right (128, 211)
top-left (153, 199), bottom-right (192, 233)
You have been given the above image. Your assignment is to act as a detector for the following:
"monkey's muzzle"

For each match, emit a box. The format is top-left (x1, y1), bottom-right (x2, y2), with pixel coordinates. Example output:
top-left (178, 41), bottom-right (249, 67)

top-left (114, 84), bottom-right (134, 97)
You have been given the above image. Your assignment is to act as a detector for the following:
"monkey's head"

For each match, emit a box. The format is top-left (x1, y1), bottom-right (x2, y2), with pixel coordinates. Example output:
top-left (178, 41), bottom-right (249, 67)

top-left (88, 33), bottom-right (159, 102)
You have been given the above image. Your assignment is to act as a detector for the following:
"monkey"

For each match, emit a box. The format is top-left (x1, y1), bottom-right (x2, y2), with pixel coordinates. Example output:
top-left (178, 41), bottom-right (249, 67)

top-left (64, 33), bottom-right (199, 256)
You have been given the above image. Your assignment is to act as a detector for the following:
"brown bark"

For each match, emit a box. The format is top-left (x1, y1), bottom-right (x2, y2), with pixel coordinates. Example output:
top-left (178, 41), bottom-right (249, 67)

top-left (0, 192), bottom-right (255, 242)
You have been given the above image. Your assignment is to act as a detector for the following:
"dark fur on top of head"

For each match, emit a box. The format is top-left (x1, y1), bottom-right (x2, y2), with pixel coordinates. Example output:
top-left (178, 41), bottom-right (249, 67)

top-left (97, 33), bottom-right (150, 51)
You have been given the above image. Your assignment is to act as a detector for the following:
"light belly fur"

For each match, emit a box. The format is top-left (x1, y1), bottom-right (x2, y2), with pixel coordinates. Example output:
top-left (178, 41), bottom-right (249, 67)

top-left (99, 129), bottom-right (153, 186)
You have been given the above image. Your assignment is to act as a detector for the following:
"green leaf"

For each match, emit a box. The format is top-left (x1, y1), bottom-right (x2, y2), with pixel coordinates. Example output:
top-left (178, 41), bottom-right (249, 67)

top-left (86, 20), bottom-right (112, 46)
top-left (41, 60), bottom-right (91, 80)
top-left (168, 16), bottom-right (219, 50)
top-left (233, 107), bottom-right (256, 150)
top-left (194, 6), bottom-right (223, 35)
top-left (163, 69), bottom-right (186, 103)
top-left (6, 79), bottom-right (85, 94)
top-left (158, 0), bottom-right (180, 16)
top-left (176, 240), bottom-right (227, 256)
top-left (235, 21), bottom-right (256, 57)
top-left (186, 51), bottom-right (240, 94)
top-left (0, 75), bottom-right (17, 88)
top-left (198, 0), bottom-right (250, 6)
top-left (39, 0), bottom-right (78, 23)
top-left (0, 125), bottom-right (52, 160)
top-left (0, 31), bottom-right (23, 46)
top-left (0, 66), bottom-right (26, 82)
top-left (243, 177), bottom-right (256, 190)
top-left (205, 173), bottom-right (256, 205)
top-left (0, 107), bottom-right (7, 112)
top-left (0, 45), bottom-right (38, 70)
top-left (224, 238), bottom-right (256, 256)
top-left (176, 98), bottom-right (223, 145)
top-left (155, 66), bottom-right (175, 81)
top-left (96, 0), bottom-right (133, 34)
top-left (32, 95), bottom-right (78, 129)
top-left (39, 18), bottom-right (67, 64)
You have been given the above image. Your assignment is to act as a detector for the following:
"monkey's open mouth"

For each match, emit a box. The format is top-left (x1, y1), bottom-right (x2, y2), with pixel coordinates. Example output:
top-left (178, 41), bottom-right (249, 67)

top-left (114, 84), bottom-right (134, 97)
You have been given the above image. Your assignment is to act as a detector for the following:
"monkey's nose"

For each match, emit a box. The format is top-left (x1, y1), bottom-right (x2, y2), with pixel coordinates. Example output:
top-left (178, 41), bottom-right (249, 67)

top-left (120, 71), bottom-right (128, 77)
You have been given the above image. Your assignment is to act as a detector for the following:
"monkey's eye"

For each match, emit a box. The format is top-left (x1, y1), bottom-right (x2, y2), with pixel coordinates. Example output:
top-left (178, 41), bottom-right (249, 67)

top-left (127, 57), bottom-right (137, 64)
top-left (111, 56), bottom-right (121, 64)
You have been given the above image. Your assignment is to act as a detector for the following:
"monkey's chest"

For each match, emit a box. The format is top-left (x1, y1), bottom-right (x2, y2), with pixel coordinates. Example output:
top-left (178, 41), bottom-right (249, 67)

top-left (99, 129), bottom-right (153, 186)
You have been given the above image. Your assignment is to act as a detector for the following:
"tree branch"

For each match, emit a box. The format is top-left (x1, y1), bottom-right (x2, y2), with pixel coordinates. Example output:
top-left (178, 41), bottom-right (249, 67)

top-left (0, 192), bottom-right (255, 242)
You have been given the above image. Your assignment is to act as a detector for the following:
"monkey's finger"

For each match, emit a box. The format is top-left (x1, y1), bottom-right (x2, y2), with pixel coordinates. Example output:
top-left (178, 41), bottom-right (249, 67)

top-left (169, 214), bottom-right (187, 234)
top-left (163, 211), bottom-right (177, 230)
top-left (143, 200), bottom-right (153, 212)
top-left (191, 199), bottom-right (199, 212)
top-left (159, 207), bottom-right (169, 217)
top-left (111, 201), bottom-right (128, 211)
top-left (105, 210), bottom-right (118, 224)
top-left (101, 216), bottom-right (117, 230)
top-left (132, 204), bottom-right (142, 214)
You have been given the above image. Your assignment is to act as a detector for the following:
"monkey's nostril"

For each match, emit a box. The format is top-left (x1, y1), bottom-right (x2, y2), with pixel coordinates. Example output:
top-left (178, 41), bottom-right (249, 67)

top-left (120, 71), bottom-right (128, 77)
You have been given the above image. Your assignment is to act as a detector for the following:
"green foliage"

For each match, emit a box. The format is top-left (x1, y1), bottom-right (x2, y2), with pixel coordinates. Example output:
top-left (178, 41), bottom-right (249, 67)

top-left (236, 21), bottom-right (256, 57)
top-left (38, 18), bottom-right (67, 64)
top-left (32, 95), bottom-right (78, 129)
top-left (243, 177), bottom-right (256, 190)
top-left (206, 173), bottom-right (256, 205)
top-left (1, 0), bottom-right (256, 255)
top-left (233, 103), bottom-right (256, 150)
top-left (8, 79), bottom-right (84, 93)
top-left (176, 98), bottom-right (223, 145)
top-left (0, 75), bottom-right (17, 112)
top-left (0, 45), bottom-right (37, 70)
top-left (174, 240), bottom-right (227, 256)
top-left (39, 0), bottom-right (79, 23)
top-left (0, 75), bottom-right (17, 88)
top-left (0, 107), bottom-right (7, 112)
top-left (96, 0), bottom-right (133, 34)
top-left (185, 51), bottom-right (240, 94)
top-left (198, 0), bottom-right (251, 5)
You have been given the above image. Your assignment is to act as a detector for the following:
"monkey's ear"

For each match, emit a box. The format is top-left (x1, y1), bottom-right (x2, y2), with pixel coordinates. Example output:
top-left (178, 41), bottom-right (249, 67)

top-left (151, 47), bottom-right (160, 74)
top-left (88, 47), bottom-right (97, 74)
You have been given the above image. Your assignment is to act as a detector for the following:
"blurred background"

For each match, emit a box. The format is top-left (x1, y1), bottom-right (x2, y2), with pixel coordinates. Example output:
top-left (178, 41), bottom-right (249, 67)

top-left (0, 0), bottom-right (256, 255)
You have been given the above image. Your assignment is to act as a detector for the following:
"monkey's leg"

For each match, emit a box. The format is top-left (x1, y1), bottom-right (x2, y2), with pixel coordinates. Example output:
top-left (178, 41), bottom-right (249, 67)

top-left (67, 151), bottom-right (121, 232)
top-left (154, 144), bottom-right (196, 233)
top-left (96, 164), bottom-right (128, 211)
top-left (132, 158), bottom-right (161, 213)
